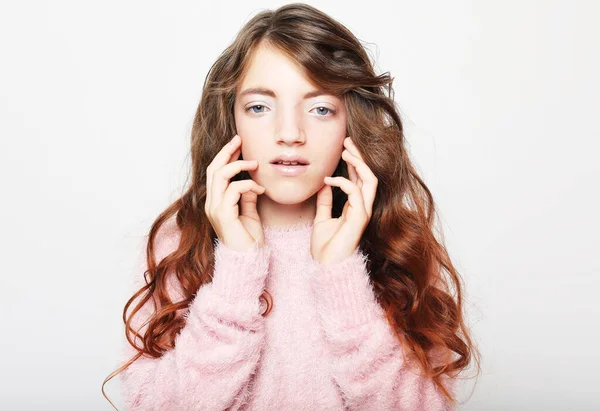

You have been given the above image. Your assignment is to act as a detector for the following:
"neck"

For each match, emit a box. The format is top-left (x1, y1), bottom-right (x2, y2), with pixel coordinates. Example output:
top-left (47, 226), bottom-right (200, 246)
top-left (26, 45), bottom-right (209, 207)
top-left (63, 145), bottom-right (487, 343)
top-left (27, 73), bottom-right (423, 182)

top-left (257, 191), bottom-right (317, 228)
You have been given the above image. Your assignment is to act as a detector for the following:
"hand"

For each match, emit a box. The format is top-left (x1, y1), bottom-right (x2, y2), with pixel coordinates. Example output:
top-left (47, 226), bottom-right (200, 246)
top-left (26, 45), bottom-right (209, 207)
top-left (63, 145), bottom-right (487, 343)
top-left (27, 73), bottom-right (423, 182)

top-left (204, 134), bottom-right (267, 251)
top-left (311, 136), bottom-right (378, 264)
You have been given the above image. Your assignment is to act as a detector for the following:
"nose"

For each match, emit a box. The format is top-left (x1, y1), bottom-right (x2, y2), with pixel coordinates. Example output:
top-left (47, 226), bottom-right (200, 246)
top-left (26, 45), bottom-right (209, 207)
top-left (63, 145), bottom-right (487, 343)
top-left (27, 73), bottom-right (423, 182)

top-left (276, 107), bottom-right (305, 146)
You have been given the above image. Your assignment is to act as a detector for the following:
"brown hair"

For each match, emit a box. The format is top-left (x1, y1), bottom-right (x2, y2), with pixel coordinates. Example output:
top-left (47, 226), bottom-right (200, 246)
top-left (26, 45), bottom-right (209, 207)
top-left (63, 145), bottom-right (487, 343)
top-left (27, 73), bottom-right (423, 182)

top-left (102, 3), bottom-right (480, 408)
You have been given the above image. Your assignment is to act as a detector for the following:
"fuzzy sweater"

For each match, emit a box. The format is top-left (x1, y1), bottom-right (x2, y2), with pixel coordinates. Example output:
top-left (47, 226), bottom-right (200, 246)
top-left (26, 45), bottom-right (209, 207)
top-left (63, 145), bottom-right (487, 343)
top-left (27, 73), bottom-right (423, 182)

top-left (119, 220), bottom-right (457, 410)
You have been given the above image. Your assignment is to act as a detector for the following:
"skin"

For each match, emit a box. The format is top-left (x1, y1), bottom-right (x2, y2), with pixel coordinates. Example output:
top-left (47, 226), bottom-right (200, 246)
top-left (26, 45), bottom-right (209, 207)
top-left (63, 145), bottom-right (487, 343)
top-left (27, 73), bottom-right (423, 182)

top-left (233, 42), bottom-right (347, 228)
top-left (229, 42), bottom-right (379, 262)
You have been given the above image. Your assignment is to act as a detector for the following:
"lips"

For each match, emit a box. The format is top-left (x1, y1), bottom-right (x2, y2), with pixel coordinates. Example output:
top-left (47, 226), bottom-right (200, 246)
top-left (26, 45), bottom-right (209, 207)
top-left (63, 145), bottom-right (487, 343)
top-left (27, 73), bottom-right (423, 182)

top-left (271, 161), bottom-right (308, 165)
top-left (269, 154), bottom-right (310, 165)
top-left (270, 162), bottom-right (309, 176)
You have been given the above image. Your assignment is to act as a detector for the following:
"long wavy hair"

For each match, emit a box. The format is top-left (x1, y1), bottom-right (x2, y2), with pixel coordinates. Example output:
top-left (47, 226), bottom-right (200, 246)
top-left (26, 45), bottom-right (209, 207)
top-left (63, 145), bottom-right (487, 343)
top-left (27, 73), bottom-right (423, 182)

top-left (102, 3), bottom-right (480, 409)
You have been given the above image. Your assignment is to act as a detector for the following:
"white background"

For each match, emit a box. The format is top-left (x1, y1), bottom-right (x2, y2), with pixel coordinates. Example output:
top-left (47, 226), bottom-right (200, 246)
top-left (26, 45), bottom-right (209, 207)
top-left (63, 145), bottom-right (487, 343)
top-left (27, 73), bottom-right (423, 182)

top-left (1, 1), bottom-right (598, 410)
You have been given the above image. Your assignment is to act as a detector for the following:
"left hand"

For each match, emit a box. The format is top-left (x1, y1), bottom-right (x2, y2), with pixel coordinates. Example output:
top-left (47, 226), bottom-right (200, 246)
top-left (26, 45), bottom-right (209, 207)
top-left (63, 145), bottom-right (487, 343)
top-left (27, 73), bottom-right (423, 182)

top-left (311, 136), bottom-right (378, 264)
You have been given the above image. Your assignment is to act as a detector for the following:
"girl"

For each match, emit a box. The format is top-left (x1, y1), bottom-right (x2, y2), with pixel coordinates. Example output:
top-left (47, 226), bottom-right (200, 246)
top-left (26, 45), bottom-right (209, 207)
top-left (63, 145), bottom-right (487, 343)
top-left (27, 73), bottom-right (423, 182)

top-left (103, 3), bottom-right (480, 410)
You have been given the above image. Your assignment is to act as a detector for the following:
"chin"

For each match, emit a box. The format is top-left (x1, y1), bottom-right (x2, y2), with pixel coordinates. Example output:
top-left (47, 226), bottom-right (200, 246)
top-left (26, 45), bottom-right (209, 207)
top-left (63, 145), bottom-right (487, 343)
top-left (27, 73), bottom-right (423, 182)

top-left (262, 184), bottom-right (316, 205)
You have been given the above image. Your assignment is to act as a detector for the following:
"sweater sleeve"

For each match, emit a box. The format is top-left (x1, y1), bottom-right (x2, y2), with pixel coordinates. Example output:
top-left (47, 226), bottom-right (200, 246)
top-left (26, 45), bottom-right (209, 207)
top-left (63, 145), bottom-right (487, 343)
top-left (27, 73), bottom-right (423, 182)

top-left (119, 225), bottom-right (271, 411)
top-left (308, 248), bottom-right (458, 411)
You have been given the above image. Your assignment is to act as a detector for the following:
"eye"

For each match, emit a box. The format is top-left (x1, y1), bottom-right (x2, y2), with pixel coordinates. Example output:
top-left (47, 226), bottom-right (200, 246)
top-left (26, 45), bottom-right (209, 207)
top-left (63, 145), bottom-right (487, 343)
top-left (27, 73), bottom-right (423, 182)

top-left (246, 104), bottom-right (269, 114)
top-left (312, 106), bottom-right (335, 116)
top-left (244, 105), bottom-right (336, 116)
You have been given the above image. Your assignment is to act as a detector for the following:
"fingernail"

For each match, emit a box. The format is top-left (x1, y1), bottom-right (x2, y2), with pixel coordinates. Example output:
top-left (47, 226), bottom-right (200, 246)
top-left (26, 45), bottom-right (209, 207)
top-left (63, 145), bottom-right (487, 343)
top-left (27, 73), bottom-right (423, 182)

top-left (231, 135), bottom-right (239, 143)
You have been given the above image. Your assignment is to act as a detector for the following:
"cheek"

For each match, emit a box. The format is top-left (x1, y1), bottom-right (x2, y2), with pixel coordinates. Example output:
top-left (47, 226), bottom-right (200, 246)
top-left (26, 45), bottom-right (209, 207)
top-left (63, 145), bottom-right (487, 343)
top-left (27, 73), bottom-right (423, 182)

top-left (240, 139), bottom-right (251, 160)
top-left (310, 129), bottom-right (346, 176)
top-left (316, 144), bottom-right (343, 176)
top-left (234, 107), bottom-right (259, 141)
top-left (235, 121), bottom-right (265, 161)
top-left (233, 107), bottom-right (243, 134)
top-left (328, 154), bottom-right (343, 174)
top-left (240, 136), bottom-right (264, 162)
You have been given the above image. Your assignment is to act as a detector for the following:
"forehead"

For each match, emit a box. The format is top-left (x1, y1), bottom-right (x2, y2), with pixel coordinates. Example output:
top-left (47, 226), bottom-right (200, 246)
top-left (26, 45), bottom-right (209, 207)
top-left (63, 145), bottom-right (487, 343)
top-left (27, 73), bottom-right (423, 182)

top-left (238, 43), bottom-right (315, 92)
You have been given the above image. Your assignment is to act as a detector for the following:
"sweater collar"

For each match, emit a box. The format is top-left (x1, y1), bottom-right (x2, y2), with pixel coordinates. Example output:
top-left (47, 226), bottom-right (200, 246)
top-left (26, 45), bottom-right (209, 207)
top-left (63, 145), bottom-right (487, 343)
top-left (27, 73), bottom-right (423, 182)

top-left (263, 220), bottom-right (314, 253)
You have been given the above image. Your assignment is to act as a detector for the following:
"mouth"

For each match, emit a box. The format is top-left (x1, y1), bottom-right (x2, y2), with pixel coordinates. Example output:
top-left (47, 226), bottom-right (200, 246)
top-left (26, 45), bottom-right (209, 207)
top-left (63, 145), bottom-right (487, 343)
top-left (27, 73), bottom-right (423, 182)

top-left (269, 161), bottom-right (309, 176)
top-left (270, 160), bottom-right (309, 166)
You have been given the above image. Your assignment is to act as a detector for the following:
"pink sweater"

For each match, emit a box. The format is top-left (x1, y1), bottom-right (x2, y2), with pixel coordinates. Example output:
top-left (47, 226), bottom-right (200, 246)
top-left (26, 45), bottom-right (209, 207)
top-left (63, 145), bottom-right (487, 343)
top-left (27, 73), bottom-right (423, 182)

top-left (119, 220), bottom-right (457, 410)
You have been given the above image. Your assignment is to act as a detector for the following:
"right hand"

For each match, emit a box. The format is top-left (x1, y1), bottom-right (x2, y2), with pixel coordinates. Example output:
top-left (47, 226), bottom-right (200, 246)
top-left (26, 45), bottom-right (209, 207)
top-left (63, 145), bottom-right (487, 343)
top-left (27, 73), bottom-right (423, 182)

top-left (204, 134), bottom-right (266, 251)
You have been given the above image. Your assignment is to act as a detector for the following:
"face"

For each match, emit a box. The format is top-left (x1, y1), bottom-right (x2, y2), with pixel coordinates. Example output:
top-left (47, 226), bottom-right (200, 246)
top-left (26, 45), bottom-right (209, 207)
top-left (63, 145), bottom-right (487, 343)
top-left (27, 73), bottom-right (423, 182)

top-left (233, 43), bottom-right (347, 205)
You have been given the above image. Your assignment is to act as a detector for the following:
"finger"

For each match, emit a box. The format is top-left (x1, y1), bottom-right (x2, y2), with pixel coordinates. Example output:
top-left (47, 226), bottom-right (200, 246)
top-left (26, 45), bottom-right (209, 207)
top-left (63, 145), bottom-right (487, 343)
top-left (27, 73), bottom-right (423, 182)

top-left (314, 181), bottom-right (333, 224)
top-left (228, 145), bottom-right (242, 164)
top-left (344, 137), bottom-right (363, 160)
top-left (343, 149), bottom-right (362, 189)
top-left (221, 179), bottom-right (265, 211)
top-left (324, 176), bottom-right (367, 224)
top-left (344, 138), bottom-right (366, 188)
top-left (341, 149), bottom-right (377, 218)
top-left (344, 137), bottom-right (378, 217)
top-left (211, 160), bottom-right (259, 210)
top-left (346, 154), bottom-right (358, 184)
top-left (207, 135), bottom-right (242, 180)
top-left (341, 199), bottom-right (350, 220)
top-left (239, 190), bottom-right (261, 220)
top-left (206, 136), bottom-right (242, 203)
top-left (206, 146), bottom-right (242, 211)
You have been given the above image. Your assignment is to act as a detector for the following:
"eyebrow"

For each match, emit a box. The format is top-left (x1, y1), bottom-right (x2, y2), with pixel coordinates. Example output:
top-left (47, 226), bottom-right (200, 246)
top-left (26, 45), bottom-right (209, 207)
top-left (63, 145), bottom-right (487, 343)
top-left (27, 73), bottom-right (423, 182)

top-left (238, 87), bottom-right (332, 99)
